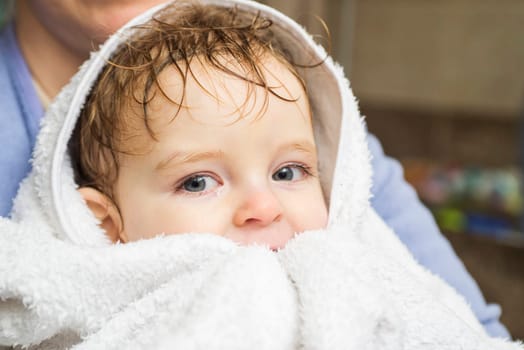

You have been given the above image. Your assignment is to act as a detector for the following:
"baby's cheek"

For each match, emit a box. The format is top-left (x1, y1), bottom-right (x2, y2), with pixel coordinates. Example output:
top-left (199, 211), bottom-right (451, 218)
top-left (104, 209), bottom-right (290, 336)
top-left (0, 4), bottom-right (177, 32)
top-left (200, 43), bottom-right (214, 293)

top-left (319, 205), bottom-right (329, 227)
top-left (293, 210), bottom-right (328, 236)
top-left (309, 199), bottom-right (329, 230)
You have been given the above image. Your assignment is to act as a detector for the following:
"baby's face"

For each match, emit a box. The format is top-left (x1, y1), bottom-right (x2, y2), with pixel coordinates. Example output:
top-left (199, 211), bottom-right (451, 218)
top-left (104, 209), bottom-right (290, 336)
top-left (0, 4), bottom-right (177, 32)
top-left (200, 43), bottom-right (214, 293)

top-left (113, 56), bottom-right (328, 249)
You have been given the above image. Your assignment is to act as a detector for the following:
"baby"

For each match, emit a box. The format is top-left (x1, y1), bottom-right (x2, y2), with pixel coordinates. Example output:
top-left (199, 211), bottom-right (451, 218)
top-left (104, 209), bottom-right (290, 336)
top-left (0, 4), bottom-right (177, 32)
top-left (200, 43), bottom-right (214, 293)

top-left (69, 1), bottom-right (328, 249)
top-left (3, 1), bottom-right (521, 349)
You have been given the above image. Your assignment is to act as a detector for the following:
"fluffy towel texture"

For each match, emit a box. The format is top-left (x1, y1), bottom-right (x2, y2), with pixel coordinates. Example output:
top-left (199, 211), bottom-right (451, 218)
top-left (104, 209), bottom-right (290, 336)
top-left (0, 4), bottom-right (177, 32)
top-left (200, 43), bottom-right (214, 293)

top-left (0, 0), bottom-right (522, 349)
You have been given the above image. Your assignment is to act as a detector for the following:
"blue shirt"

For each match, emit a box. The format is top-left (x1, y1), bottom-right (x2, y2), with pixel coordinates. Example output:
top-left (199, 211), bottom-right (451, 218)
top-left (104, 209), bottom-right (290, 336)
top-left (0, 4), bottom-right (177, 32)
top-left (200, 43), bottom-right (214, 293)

top-left (0, 24), bottom-right (43, 216)
top-left (0, 23), bottom-right (510, 338)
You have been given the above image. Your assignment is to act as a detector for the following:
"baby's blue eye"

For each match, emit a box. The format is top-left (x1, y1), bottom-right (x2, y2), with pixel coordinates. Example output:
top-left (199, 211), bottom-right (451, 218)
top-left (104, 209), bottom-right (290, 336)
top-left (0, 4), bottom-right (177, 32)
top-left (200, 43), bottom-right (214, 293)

top-left (181, 175), bottom-right (219, 192)
top-left (272, 165), bottom-right (308, 181)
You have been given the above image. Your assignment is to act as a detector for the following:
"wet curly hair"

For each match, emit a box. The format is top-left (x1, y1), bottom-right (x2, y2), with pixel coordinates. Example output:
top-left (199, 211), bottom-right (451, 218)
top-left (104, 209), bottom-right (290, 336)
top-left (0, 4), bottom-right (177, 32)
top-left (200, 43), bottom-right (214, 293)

top-left (69, 0), bottom-right (308, 203)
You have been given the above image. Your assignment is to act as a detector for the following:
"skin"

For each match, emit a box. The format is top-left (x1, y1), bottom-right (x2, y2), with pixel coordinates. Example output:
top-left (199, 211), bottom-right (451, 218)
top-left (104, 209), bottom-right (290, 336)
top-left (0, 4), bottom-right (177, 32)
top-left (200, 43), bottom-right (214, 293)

top-left (15, 0), bottom-right (166, 99)
top-left (80, 56), bottom-right (328, 249)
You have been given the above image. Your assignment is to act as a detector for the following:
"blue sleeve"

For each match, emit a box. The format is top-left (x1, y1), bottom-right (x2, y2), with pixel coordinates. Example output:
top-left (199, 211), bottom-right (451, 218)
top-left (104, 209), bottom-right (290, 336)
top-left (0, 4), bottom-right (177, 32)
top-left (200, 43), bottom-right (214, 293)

top-left (367, 133), bottom-right (510, 338)
top-left (0, 25), bottom-right (44, 217)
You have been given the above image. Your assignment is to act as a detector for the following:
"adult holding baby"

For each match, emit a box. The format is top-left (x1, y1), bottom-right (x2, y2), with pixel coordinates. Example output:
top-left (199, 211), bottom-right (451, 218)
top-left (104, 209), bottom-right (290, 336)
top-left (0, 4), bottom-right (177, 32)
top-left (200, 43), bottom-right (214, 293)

top-left (0, 0), bottom-right (510, 341)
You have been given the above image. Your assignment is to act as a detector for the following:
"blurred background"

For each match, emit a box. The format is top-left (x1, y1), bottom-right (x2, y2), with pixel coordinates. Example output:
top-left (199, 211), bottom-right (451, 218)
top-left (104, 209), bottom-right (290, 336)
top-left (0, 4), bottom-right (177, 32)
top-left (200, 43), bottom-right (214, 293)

top-left (261, 0), bottom-right (524, 339)
top-left (0, 1), bottom-right (12, 27)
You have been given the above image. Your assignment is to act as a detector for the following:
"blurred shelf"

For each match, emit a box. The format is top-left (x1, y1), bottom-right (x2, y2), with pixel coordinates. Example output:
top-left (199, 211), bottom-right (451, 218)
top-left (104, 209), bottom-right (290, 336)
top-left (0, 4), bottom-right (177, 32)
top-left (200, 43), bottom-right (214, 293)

top-left (444, 230), bottom-right (524, 340)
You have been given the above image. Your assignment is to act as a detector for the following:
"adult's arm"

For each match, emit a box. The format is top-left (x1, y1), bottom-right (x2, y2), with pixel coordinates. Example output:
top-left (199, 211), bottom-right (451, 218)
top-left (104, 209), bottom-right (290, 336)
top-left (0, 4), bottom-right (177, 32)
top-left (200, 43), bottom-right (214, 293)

top-left (367, 133), bottom-right (510, 338)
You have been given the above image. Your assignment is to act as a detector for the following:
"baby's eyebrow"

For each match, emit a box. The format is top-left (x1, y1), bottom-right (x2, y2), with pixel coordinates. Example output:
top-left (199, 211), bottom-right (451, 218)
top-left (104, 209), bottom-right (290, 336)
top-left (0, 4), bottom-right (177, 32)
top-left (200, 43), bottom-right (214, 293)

top-left (278, 140), bottom-right (317, 156)
top-left (156, 150), bottom-right (226, 171)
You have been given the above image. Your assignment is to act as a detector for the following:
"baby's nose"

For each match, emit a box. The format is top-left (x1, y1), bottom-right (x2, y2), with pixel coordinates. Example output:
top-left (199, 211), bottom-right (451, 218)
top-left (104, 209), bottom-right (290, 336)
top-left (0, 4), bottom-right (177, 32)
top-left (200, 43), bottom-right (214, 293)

top-left (232, 189), bottom-right (283, 228)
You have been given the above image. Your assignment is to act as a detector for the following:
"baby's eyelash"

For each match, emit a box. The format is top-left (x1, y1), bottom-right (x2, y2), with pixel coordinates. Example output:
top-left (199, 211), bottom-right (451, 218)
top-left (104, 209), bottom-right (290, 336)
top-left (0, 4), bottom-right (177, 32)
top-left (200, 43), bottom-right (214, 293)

top-left (287, 163), bottom-right (316, 177)
top-left (297, 164), bottom-right (313, 175)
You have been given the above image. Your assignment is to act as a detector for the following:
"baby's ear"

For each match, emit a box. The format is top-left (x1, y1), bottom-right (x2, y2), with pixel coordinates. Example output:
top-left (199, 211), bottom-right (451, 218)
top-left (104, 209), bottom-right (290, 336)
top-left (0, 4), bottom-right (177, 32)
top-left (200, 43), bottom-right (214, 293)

top-left (77, 187), bottom-right (127, 243)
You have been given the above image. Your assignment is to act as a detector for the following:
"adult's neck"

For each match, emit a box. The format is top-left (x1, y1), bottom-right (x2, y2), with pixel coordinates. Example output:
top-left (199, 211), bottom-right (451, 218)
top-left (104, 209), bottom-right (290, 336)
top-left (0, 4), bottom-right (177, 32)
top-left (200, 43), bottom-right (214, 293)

top-left (15, 1), bottom-right (87, 100)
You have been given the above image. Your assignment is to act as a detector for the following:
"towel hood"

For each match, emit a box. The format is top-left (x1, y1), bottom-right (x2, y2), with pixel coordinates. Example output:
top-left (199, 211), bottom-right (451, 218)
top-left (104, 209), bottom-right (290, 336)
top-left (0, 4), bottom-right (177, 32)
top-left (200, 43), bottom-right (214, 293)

top-left (29, 0), bottom-right (371, 246)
